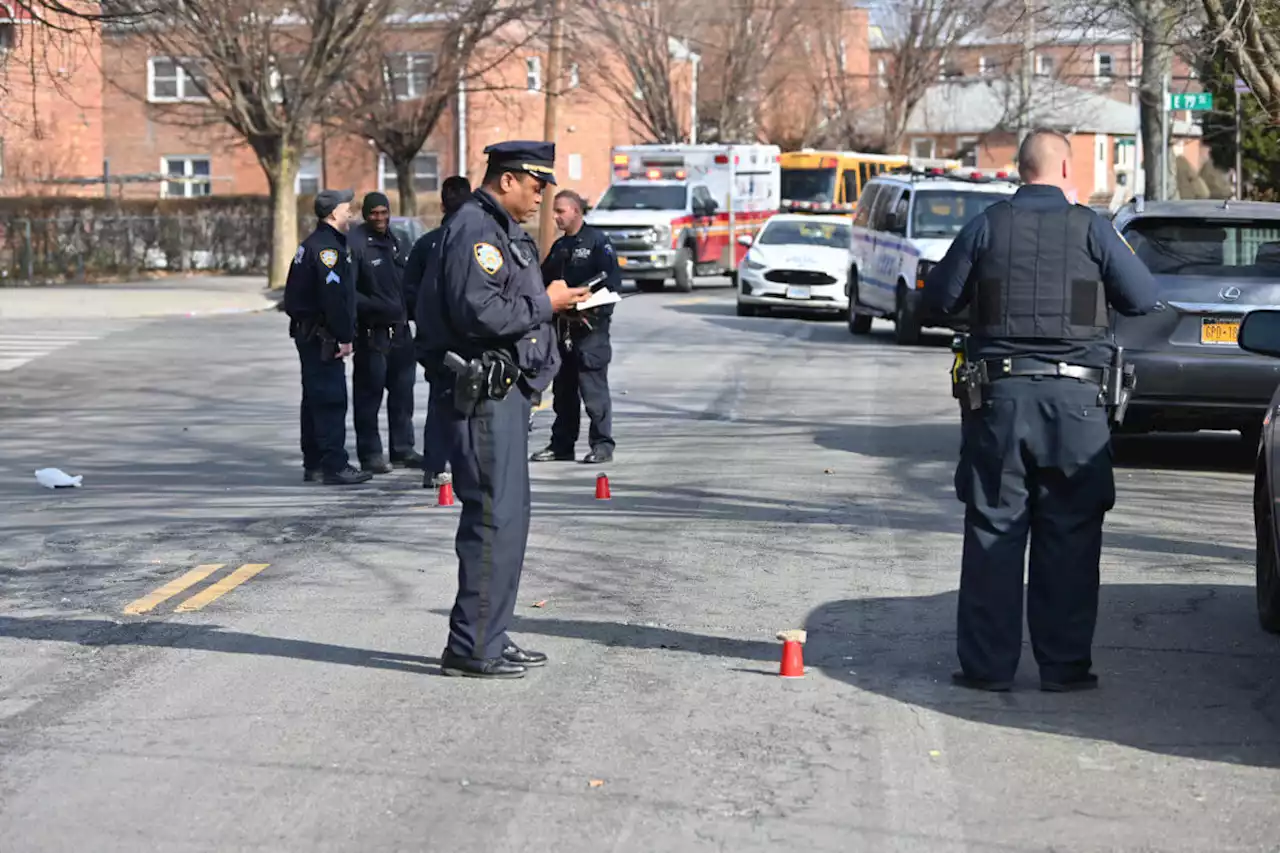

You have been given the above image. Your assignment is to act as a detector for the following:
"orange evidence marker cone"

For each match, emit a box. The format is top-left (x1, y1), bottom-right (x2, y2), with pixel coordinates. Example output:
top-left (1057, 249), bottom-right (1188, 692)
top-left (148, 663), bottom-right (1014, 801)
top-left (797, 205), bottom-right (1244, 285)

top-left (777, 629), bottom-right (806, 678)
top-left (438, 481), bottom-right (455, 506)
top-left (595, 473), bottom-right (611, 500)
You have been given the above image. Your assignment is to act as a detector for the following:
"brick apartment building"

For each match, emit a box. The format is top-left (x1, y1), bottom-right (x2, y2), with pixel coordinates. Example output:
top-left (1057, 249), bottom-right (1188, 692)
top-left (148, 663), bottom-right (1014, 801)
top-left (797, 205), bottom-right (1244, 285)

top-left (0, 9), bottom-right (693, 215)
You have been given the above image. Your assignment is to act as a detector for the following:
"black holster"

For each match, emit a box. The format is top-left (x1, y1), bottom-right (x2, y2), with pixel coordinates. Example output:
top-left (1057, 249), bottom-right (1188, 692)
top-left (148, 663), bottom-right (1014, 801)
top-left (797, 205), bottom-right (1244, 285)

top-left (443, 350), bottom-right (521, 416)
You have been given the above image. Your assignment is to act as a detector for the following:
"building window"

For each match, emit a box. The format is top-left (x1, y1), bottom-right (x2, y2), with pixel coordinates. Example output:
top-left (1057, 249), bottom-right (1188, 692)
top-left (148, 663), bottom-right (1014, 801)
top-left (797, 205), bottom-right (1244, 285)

top-left (1035, 54), bottom-right (1054, 77)
top-left (568, 62), bottom-right (580, 89)
top-left (160, 156), bottom-right (211, 198)
top-left (567, 153), bottom-right (583, 181)
top-left (957, 136), bottom-right (979, 168)
top-left (148, 57), bottom-right (207, 102)
top-left (296, 155), bottom-right (322, 196)
top-left (386, 52), bottom-right (435, 100)
top-left (379, 152), bottom-right (439, 193)
top-left (911, 138), bottom-right (936, 159)
top-left (877, 58), bottom-right (887, 88)
top-left (0, 23), bottom-right (13, 53)
top-left (526, 56), bottom-right (541, 92)
top-left (1096, 53), bottom-right (1114, 78)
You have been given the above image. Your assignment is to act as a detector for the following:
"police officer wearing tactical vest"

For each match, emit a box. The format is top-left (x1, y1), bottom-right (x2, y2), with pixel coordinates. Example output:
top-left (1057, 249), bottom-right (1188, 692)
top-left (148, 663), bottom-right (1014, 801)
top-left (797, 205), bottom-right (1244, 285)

top-left (283, 189), bottom-right (373, 486)
top-left (922, 128), bottom-right (1157, 693)
top-left (417, 141), bottom-right (591, 679)
top-left (349, 191), bottom-right (423, 474)
top-left (409, 175), bottom-right (474, 489)
top-left (531, 189), bottom-right (621, 464)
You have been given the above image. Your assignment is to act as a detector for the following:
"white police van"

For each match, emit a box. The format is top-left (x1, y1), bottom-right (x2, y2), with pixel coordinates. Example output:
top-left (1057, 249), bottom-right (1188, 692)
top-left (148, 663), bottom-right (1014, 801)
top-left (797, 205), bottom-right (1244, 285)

top-left (846, 168), bottom-right (1020, 344)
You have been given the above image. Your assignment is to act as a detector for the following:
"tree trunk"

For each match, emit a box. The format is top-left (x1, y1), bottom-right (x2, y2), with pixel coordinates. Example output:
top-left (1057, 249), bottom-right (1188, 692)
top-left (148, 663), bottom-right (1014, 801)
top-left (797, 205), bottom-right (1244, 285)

top-left (1139, 6), bottom-right (1172, 200)
top-left (395, 157), bottom-right (419, 217)
top-left (265, 144), bottom-right (301, 290)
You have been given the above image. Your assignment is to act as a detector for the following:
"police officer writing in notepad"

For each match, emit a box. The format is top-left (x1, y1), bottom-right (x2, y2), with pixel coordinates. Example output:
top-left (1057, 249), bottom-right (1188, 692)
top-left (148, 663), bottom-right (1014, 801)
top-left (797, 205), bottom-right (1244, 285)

top-left (417, 141), bottom-right (590, 679)
top-left (283, 188), bottom-right (373, 486)
top-left (350, 191), bottom-right (423, 474)
top-left (922, 129), bottom-right (1157, 693)
top-left (531, 189), bottom-right (620, 464)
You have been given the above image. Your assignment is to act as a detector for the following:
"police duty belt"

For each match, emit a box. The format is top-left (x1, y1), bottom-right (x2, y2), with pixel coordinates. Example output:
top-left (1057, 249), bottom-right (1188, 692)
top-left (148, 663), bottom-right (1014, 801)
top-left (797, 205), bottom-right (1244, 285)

top-left (972, 356), bottom-right (1106, 386)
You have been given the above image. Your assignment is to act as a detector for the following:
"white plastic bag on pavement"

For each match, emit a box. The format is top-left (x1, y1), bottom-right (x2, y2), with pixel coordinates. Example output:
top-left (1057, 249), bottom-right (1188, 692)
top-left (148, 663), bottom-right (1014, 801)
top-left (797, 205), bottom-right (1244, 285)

top-left (34, 468), bottom-right (83, 489)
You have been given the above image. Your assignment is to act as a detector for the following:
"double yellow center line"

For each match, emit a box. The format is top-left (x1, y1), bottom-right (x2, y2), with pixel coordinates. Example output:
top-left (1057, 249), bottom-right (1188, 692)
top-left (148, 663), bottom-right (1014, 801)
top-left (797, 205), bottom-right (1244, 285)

top-left (123, 563), bottom-right (269, 616)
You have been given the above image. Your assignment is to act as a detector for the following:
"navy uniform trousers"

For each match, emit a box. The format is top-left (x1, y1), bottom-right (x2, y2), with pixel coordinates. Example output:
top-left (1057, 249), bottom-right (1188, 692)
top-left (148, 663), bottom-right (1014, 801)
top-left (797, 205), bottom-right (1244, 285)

top-left (422, 379), bottom-right (453, 479)
top-left (444, 385), bottom-right (533, 660)
top-left (954, 376), bottom-right (1116, 683)
top-left (549, 317), bottom-right (614, 454)
top-left (353, 322), bottom-right (417, 462)
top-left (295, 335), bottom-right (350, 475)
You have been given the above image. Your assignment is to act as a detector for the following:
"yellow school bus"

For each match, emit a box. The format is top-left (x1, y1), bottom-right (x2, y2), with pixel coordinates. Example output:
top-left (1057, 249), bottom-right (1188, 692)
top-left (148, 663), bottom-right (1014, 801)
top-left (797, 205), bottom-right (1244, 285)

top-left (779, 150), bottom-right (964, 214)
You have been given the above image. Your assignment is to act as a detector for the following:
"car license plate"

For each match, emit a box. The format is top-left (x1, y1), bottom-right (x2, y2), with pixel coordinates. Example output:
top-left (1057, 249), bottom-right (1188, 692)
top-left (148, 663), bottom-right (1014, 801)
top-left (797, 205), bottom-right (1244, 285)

top-left (786, 286), bottom-right (811, 300)
top-left (1200, 317), bottom-right (1240, 345)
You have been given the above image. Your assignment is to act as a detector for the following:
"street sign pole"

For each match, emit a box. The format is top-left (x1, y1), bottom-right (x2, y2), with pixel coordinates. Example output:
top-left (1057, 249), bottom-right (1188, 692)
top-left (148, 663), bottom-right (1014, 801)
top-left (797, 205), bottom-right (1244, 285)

top-left (1161, 72), bottom-right (1169, 200)
top-left (1235, 78), bottom-right (1250, 200)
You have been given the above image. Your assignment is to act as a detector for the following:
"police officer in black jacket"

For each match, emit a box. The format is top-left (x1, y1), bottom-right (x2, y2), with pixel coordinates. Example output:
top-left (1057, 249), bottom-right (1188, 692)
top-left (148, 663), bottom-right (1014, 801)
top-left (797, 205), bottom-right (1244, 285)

top-left (408, 175), bottom-right (473, 488)
top-left (283, 189), bottom-right (372, 486)
top-left (923, 129), bottom-right (1157, 693)
top-left (349, 191), bottom-right (422, 474)
top-left (531, 189), bottom-right (621, 464)
top-left (417, 141), bottom-right (590, 679)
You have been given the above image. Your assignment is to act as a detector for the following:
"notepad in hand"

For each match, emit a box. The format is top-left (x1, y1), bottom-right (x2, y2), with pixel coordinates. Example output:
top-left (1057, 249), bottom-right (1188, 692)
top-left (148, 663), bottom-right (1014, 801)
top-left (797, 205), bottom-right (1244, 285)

top-left (575, 288), bottom-right (622, 311)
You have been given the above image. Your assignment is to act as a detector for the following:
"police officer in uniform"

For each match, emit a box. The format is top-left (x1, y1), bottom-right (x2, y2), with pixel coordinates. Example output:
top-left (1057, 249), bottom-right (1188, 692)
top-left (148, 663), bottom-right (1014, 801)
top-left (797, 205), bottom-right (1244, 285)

top-left (283, 189), bottom-right (373, 486)
top-left (531, 189), bottom-right (621, 464)
top-left (349, 191), bottom-right (422, 474)
top-left (417, 141), bottom-right (590, 679)
top-left (922, 129), bottom-right (1157, 693)
top-left (409, 175), bottom-right (473, 489)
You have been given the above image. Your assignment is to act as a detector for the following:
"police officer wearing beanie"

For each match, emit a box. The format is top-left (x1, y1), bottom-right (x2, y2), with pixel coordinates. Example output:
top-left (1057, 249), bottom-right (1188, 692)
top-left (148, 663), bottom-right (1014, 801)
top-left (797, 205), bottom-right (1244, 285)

top-left (409, 175), bottom-right (473, 489)
top-left (417, 141), bottom-right (590, 679)
top-left (923, 129), bottom-right (1157, 693)
top-left (349, 191), bottom-right (422, 473)
top-left (532, 189), bottom-right (620, 464)
top-left (283, 188), bottom-right (372, 486)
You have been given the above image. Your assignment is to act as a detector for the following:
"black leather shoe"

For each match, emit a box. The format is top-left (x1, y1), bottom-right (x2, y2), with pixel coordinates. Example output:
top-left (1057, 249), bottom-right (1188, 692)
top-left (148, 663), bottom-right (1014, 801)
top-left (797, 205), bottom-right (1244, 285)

top-left (323, 465), bottom-right (374, 485)
top-left (361, 455), bottom-right (393, 474)
top-left (391, 450), bottom-right (424, 469)
top-left (440, 648), bottom-right (527, 679)
top-left (422, 471), bottom-right (452, 489)
top-left (303, 468), bottom-right (320, 482)
top-left (951, 670), bottom-right (1013, 692)
top-left (502, 642), bottom-right (547, 667)
top-left (531, 446), bottom-right (574, 462)
top-left (582, 447), bottom-right (613, 464)
top-left (1041, 673), bottom-right (1098, 692)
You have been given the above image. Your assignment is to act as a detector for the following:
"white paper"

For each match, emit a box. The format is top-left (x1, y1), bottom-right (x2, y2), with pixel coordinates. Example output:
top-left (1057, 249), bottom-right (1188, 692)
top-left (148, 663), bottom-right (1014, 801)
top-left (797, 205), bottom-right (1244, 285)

top-left (35, 468), bottom-right (83, 489)
top-left (576, 288), bottom-right (622, 311)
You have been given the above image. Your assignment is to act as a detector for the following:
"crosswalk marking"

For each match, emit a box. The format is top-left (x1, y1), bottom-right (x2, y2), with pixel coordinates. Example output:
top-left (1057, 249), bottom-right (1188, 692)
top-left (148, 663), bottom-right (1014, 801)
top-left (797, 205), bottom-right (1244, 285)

top-left (0, 324), bottom-right (126, 373)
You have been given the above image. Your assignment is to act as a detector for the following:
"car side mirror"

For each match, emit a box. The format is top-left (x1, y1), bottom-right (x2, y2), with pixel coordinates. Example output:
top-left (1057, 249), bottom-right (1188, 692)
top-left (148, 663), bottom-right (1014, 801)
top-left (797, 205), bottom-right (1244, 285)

top-left (736, 233), bottom-right (753, 247)
top-left (1238, 309), bottom-right (1280, 358)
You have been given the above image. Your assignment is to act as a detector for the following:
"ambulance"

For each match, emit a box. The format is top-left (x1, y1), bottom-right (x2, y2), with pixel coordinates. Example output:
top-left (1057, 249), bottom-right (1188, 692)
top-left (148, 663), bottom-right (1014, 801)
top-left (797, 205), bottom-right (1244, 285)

top-left (584, 143), bottom-right (781, 292)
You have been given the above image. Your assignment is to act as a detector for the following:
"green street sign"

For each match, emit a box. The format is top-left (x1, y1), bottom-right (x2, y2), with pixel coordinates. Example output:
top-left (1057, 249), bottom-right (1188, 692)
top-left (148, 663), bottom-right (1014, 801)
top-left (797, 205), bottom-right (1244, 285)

top-left (1169, 92), bottom-right (1213, 111)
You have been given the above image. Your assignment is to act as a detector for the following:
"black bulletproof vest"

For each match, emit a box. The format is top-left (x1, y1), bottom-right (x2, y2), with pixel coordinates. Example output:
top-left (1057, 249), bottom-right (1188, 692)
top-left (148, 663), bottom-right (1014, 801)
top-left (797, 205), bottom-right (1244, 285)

top-left (970, 201), bottom-right (1109, 340)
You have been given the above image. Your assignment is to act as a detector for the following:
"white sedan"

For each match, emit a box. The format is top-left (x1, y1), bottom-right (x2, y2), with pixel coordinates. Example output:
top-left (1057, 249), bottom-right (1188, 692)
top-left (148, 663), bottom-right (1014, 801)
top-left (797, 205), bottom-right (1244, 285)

top-left (735, 214), bottom-right (852, 317)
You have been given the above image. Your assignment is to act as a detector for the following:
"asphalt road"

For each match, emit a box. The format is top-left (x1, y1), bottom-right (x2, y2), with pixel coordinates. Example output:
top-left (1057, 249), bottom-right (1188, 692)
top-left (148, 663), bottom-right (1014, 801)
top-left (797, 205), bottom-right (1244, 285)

top-left (0, 278), bottom-right (1277, 851)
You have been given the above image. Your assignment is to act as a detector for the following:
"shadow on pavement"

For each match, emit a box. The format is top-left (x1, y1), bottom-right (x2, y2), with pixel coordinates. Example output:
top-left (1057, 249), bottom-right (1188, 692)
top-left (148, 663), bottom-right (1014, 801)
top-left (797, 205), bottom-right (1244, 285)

top-left (0, 616), bottom-right (441, 675)
top-left (500, 583), bottom-right (1280, 769)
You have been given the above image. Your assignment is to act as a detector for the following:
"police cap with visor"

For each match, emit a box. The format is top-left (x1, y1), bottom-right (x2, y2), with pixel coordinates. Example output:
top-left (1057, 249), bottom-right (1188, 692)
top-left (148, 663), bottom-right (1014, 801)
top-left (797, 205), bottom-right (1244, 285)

top-left (484, 141), bottom-right (558, 186)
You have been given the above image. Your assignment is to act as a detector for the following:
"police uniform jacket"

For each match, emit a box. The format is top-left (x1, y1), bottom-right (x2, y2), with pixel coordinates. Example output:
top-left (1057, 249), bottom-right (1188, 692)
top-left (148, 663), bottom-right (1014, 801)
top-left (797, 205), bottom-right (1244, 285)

top-left (283, 222), bottom-right (356, 344)
top-left (541, 224), bottom-right (621, 321)
top-left (348, 223), bottom-right (407, 328)
top-left (922, 184), bottom-right (1158, 369)
top-left (410, 224), bottom-right (447, 367)
top-left (417, 189), bottom-right (559, 392)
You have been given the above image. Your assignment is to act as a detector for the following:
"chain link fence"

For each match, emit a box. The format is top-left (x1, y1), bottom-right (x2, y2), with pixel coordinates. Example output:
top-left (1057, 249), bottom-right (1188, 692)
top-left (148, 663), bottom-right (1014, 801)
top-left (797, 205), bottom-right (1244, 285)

top-left (0, 212), bottom-right (274, 283)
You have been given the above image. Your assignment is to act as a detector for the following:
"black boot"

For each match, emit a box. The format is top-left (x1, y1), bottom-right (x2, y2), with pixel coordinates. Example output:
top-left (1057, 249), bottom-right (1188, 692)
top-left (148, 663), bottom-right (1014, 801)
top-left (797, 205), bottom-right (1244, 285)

top-left (323, 465), bottom-right (374, 485)
top-left (361, 455), bottom-right (393, 474)
top-left (531, 445), bottom-right (574, 462)
top-left (440, 648), bottom-right (527, 679)
top-left (391, 450), bottom-right (425, 469)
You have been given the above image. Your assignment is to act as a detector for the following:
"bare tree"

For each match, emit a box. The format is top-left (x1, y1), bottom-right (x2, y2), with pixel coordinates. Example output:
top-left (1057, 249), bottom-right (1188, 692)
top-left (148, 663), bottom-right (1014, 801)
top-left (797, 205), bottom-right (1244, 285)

top-left (1200, 0), bottom-right (1280, 121)
top-left (336, 1), bottom-right (541, 216)
top-left (577, 0), bottom-right (689, 143)
top-left (114, 0), bottom-right (394, 287)
top-left (875, 0), bottom-right (993, 151)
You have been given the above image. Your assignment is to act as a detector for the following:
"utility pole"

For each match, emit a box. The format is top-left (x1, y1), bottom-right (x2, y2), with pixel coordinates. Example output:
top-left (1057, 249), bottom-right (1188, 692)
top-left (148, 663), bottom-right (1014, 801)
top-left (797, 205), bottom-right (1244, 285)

top-left (1235, 85), bottom-right (1244, 200)
top-left (539, 0), bottom-right (567, 258)
top-left (1019, 0), bottom-right (1034, 148)
top-left (1160, 68), bottom-right (1169, 200)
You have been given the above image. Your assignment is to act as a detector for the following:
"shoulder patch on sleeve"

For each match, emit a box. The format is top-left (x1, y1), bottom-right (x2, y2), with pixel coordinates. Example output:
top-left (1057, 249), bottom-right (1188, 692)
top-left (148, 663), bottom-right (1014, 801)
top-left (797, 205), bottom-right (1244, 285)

top-left (474, 242), bottom-right (504, 275)
top-left (319, 248), bottom-right (339, 269)
top-left (293, 245), bottom-right (305, 265)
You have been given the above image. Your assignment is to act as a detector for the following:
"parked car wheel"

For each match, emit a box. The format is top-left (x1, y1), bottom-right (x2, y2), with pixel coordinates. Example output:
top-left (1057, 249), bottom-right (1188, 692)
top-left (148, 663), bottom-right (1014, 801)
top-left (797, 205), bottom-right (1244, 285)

top-left (846, 272), bottom-right (872, 335)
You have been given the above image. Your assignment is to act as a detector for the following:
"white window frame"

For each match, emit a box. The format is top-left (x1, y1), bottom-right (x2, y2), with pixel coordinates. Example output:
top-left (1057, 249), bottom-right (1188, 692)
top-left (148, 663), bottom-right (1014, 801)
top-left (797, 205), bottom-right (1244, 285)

top-left (910, 138), bottom-right (936, 159)
top-left (526, 56), bottom-right (541, 92)
top-left (147, 57), bottom-right (208, 103)
top-left (1094, 133), bottom-right (1109, 194)
top-left (296, 155), bottom-right (322, 196)
top-left (159, 156), bottom-right (211, 198)
top-left (1095, 52), bottom-right (1114, 79)
top-left (957, 136), bottom-right (979, 168)
top-left (568, 62), bottom-right (580, 89)
top-left (378, 152), bottom-right (440, 194)
top-left (567, 153), bottom-right (583, 181)
top-left (1035, 53), bottom-right (1054, 77)
top-left (877, 58), bottom-right (887, 88)
top-left (385, 52), bottom-right (436, 101)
